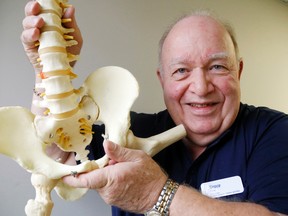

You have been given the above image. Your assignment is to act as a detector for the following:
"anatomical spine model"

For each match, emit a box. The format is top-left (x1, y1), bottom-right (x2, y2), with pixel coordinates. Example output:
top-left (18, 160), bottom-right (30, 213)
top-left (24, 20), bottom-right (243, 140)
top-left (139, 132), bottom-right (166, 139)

top-left (0, 0), bottom-right (186, 215)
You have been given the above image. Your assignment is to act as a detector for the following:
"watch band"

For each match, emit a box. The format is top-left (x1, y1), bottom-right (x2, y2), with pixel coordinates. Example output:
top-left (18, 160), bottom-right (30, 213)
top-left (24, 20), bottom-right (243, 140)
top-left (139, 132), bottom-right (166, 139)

top-left (145, 178), bottom-right (179, 216)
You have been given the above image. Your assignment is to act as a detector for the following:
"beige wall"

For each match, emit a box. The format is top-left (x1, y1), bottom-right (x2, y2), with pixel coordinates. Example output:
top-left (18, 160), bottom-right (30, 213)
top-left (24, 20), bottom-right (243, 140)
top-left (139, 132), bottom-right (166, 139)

top-left (0, 0), bottom-right (287, 215)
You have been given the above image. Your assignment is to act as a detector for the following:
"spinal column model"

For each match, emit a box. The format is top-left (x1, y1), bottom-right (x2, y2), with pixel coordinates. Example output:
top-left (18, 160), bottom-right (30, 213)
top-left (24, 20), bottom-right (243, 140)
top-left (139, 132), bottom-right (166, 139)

top-left (0, 0), bottom-right (186, 215)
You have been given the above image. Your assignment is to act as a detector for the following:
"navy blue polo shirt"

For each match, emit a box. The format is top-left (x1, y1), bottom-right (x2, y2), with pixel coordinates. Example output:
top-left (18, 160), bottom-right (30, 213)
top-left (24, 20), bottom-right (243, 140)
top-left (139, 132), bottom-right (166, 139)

top-left (88, 103), bottom-right (288, 215)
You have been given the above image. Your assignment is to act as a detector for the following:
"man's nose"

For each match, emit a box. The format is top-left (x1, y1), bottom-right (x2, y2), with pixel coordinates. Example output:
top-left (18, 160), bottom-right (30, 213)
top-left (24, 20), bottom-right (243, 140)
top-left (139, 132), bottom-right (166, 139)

top-left (188, 68), bottom-right (214, 96)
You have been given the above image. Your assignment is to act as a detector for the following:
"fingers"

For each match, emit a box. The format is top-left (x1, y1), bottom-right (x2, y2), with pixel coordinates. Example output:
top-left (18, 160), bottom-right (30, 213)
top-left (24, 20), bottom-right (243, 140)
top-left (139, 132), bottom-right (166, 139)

top-left (22, 15), bottom-right (44, 30)
top-left (21, 1), bottom-right (83, 69)
top-left (24, 1), bottom-right (41, 16)
top-left (21, 16), bottom-right (44, 46)
top-left (21, 15), bottom-right (44, 45)
top-left (21, 2), bottom-right (44, 52)
top-left (62, 167), bottom-right (108, 189)
top-left (21, 28), bottom-right (40, 46)
top-left (62, 141), bottom-right (168, 212)
top-left (104, 140), bottom-right (147, 163)
top-left (62, 141), bottom-right (147, 189)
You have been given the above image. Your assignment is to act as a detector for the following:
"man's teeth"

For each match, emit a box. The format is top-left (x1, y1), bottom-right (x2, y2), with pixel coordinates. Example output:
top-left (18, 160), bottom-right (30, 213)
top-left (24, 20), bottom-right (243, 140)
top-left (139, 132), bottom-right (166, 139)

top-left (191, 103), bottom-right (212, 108)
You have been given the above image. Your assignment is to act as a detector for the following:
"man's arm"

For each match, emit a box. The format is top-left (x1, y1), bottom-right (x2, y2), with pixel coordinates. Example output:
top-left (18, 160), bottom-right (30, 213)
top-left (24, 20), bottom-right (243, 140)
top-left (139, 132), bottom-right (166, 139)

top-left (62, 140), bottom-right (286, 215)
top-left (170, 185), bottom-right (283, 216)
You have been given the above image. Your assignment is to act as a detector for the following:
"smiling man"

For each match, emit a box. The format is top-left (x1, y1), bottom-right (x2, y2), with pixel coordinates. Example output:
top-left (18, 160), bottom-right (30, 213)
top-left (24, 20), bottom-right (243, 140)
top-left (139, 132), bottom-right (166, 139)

top-left (157, 13), bottom-right (243, 158)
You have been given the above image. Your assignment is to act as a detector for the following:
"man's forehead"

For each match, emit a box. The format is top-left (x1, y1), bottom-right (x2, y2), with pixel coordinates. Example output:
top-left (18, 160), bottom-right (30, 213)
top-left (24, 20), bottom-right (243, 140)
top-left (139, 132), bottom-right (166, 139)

top-left (173, 15), bottom-right (223, 32)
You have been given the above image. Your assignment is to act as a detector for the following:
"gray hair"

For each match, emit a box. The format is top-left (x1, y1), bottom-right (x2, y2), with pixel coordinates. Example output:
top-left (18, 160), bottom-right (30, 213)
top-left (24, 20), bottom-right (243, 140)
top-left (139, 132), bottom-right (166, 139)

top-left (158, 10), bottom-right (240, 72)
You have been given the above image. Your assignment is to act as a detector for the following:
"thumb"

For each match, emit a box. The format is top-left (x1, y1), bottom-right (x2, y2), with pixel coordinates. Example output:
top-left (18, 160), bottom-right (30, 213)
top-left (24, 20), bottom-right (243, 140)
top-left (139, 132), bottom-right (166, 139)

top-left (62, 6), bottom-right (77, 28)
top-left (62, 6), bottom-right (83, 48)
top-left (104, 140), bottom-right (142, 163)
top-left (62, 6), bottom-right (82, 67)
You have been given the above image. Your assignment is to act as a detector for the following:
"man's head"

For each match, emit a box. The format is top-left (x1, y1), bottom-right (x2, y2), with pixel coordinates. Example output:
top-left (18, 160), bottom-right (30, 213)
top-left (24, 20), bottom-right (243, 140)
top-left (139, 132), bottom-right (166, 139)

top-left (157, 11), bottom-right (243, 146)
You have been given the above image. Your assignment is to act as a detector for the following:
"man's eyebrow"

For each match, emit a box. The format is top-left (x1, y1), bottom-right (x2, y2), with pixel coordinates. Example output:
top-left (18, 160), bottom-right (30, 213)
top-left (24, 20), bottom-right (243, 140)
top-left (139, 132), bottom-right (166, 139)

top-left (208, 52), bottom-right (229, 60)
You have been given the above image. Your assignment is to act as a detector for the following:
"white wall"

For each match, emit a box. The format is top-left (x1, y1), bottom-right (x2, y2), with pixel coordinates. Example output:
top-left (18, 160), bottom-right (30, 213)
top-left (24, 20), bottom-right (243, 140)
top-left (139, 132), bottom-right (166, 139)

top-left (0, 0), bottom-right (287, 215)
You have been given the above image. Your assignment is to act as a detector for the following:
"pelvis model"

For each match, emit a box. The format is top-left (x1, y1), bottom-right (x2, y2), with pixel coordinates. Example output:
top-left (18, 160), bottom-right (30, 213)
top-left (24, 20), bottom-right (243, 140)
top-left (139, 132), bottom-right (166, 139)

top-left (0, 0), bottom-right (186, 215)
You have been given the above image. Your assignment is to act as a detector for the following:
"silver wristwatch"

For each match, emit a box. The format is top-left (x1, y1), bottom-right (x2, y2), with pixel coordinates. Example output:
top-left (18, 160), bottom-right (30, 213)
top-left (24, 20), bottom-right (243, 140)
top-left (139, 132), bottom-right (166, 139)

top-left (145, 209), bottom-right (162, 216)
top-left (144, 179), bottom-right (179, 216)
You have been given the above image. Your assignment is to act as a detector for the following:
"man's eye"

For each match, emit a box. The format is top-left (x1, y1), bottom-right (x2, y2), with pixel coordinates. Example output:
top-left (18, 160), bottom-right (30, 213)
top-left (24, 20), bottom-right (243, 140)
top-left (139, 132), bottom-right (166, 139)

top-left (176, 68), bottom-right (187, 74)
top-left (172, 68), bottom-right (189, 80)
top-left (209, 65), bottom-right (229, 74)
top-left (211, 65), bottom-right (225, 70)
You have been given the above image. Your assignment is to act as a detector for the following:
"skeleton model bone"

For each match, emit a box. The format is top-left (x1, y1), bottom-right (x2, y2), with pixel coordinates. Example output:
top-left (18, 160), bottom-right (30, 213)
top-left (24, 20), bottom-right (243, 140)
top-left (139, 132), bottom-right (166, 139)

top-left (0, 0), bottom-right (186, 215)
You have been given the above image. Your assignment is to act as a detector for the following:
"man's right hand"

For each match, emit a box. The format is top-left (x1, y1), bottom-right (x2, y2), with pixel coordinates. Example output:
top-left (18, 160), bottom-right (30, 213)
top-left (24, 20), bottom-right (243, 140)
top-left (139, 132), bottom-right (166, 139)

top-left (21, 1), bottom-right (83, 74)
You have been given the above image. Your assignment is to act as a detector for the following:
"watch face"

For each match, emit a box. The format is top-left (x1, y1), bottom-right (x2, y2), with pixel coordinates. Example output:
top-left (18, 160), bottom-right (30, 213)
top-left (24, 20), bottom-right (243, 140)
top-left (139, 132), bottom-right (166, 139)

top-left (145, 209), bottom-right (161, 216)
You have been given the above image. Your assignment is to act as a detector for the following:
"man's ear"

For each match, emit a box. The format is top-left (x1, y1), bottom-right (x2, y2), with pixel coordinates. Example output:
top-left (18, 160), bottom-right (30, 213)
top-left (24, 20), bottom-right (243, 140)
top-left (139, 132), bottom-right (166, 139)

top-left (238, 58), bottom-right (244, 79)
top-left (157, 69), bottom-right (164, 87)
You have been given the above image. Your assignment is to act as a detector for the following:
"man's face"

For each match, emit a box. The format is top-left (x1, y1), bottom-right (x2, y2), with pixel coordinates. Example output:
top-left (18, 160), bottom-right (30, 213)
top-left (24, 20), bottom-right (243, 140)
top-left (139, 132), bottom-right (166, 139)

top-left (158, 16), bottom-right (242, 145)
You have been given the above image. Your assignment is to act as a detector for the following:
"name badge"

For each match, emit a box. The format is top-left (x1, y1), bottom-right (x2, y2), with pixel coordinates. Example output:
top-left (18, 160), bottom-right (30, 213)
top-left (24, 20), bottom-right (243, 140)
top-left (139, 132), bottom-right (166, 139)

top-left (200, 176), bottom-right (244, 198)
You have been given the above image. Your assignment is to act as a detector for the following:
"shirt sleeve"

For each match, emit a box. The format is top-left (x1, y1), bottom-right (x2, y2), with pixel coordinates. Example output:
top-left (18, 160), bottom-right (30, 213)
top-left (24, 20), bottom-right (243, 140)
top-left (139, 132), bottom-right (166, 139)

top-left (86, 124), bottom-right (106, 160)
